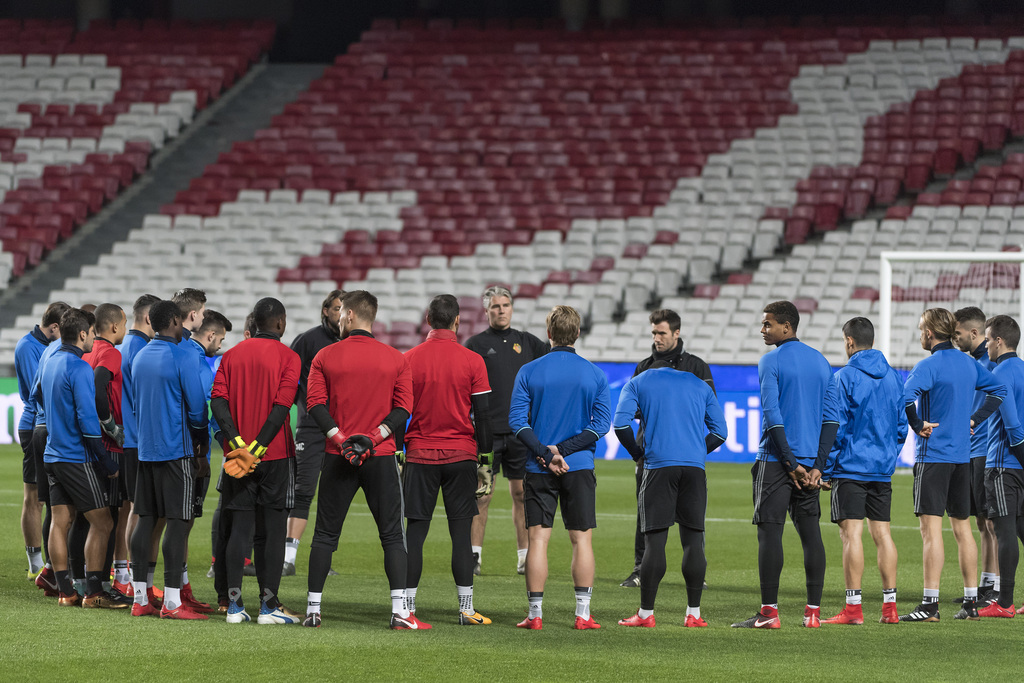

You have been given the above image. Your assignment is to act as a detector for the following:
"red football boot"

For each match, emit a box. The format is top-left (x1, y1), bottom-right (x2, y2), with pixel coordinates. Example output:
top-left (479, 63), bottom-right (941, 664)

top-left (146, 587), bottom-right (163, 610)
top-left (160, 604), bottom-right (209, 620)
top-left (35, 567), bottom-right (59, 597)
top-left (180, 583), bottom-right (214, 614)
top-left (516, 616), bottom-right (542, 630)
top-left (803, 606), bottom-right (821, 628)
top-left (879, 603), bottom-right (899, 624)
top-left (617, 612), bottom-right (655, 627)
top-left (823, 605), bottom-right (863, 625)
top-left (978, 602), bottom-right (1016, 618)
top-left (685, 615), bottom-right (709, 628)
top-left (574, 615), bottom-right (601, 630)
top-left (131, 602), bottom-right (160, 617)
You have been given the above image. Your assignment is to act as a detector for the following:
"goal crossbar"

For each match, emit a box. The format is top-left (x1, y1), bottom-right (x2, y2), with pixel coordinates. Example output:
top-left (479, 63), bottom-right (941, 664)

top-left (879, 251), bottom-right (1024, 361)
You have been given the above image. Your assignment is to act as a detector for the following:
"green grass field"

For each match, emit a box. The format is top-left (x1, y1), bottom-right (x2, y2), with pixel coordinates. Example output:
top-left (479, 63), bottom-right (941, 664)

top-left (1, 446), bottom-right (1021, 682)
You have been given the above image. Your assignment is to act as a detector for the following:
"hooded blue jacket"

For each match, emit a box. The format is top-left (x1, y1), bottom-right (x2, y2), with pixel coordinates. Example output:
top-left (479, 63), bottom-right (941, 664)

top-left (969, 340), bottom-right (996, 459)
top-left (825, 349), bottom-right (908, 482)
top-left (985, 353), bottom-right (1024, 470)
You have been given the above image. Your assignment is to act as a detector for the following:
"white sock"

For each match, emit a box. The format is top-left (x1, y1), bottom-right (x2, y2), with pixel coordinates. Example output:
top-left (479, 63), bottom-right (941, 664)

top-left (114, 560), bottom-right (130, 584)
top-left (846, 589), bottom-right (862, 606)
top-left (762, 603), bottom-right (778, 611)
top-left (45, 561), bottom-right (52, 570)
top-left (638, 607), bottom-right (654, 618)
top-left (574, 586), bottom-right (592, 619)
top-left (528, 592), bottom-right (543, 619)
top-left (392, 589), bottom-right (409, 618)
top-left (923, 588), bottom-right (939, 604)
top-left (472, 546), bottom-right (482, 561)
top-left (284, 538), bottom-right (299, 565)
top-left (164, 586), bottom-right (181, 610)
top-left (995, 576), bottom-right (1002, 591)
top-left (146, 563), bottom-right (156, 589)
top-left (883, 588), bottom-right (897, 603)
top-left (181, 564), bottom-right (189, 586)
top-left (517, 548), bottom-right (528, 563)
top-left (26, 547), bottom-right (43, 572)
top-left (133, 581), bottom-right (148, 606)
top-left (307, 591), bottom-right (322, 616)
top-left (406, 587), bottom-right (418, 613)
top-left (981, 571), bottom-right (996, 587)
top-left (964, 586), bottom-right (978, 600)
top-left (686, 606), bottom-right (701, 618)
top-left (457, 585), bottom-right (473, 614)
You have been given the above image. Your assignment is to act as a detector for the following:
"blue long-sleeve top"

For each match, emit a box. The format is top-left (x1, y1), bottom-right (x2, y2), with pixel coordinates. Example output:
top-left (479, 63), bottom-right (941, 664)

top-left (185, 337), bottom-right (218, 460)
top-left (824, 349), bottom-right (908, 482)
top-left (904, 341), bottom-right (1007, 464)
top-left (35, 344), bottom-right (103, 464)
top-left (969, 340), bottom-right (996, 459)
top-left (30, 340), bottom-right (61, 428)
top-left (613, 367), bottom-right (727, 469)
top-left (132, 335), bottom-right (209, 462)
top-left (15, 325), bottom-right (50, 432)
top-left (117, 329), bottom-right (150, 450)
top-left (986, 353), bottom-right (1024, 470)
top-left (509, 346), bottom-right (611, 475)
top-left (757, 338), bottom-right (840, 470)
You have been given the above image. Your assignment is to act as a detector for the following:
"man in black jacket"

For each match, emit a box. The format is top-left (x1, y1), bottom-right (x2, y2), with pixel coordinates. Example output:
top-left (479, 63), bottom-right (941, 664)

top-left (620, 309), bottom-right (715, 587)
top-left (283, 290), bottom-right (343, 575)
top-left (465, 286), bottom-right (548, 575)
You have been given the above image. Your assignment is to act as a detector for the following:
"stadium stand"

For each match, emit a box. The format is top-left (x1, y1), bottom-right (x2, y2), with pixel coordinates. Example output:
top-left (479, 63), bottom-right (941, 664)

top-left (5, 18), bottom-right (1024, 369)
top-left (0, 19), bottom-right (274, 281)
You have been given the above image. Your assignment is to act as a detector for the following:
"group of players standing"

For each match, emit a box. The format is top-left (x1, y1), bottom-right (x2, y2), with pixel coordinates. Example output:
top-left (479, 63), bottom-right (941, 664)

top-left (12, 283), bottom-right (1024, 629)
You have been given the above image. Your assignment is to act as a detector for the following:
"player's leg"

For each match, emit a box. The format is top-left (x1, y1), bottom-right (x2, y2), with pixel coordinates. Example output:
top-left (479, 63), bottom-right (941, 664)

top-left (112, 501), bottom-right (131, 595)
top-left (620, 465), bottom-right (676, 626)
top-left (221, 471), bottom-right (256, 621)
top-left (678, 466), bottom-right (708, 627)
top-left (822, 480), bottom-right (864, 625)
top-left (861, 481), bottom-right (898, 623)
top-left (905, 462), bottom-right (948, 620)
top-left (19, 430), bottom-right (43, 576)
top-left (68, 513), bottom-right (89, 596)
top-left (440, 460), bottom-right (487, 624)
top-left (285, 427), bottom-right (325, 574)
top-left (734, 460), bottom-right (789, 628)
top-left (47, 472), bottom-right (77, 603)
top-left (179, 471), bottom-right (212, 612)
top-left (978, 468), bottom-right (1022, 616)
top-left (622, 457), bottom-right (644, 587)
top-left (791, 484), bottom-right (825, 627)
top-left (972, 455), bottom-right (998, 600)
top-left (157, 459), bottom-right (205, 619)
top-left (519, 471), bottom-right (555, 629)
top-left (503, 436), bottom-right (530, 573)
top-left (305, 455), bottom-right (359, 626)
top-left (948, 462), bottom-right (979, 617)
top-left (254, 459), bottom-right (297, 623)
top-left (563, 470), bottom-right (599, 630)
top-left (621, 528), bottom-right (666, 627)
top-left (361, 455), bottom-right (420, 628)
top-left (81, 506), bottom-right (115, 600)
top-left (402, 460), bottom-right (437, 617)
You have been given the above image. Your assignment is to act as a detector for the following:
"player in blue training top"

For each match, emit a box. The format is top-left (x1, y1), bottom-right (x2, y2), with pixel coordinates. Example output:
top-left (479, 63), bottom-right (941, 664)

top-left (901, 308), bottom-right (1008, 622)
top-left (977, 315), bottom-right (1024, 618)
top-left (128, 299), bottom-right (210, 621)
top-left (15, 301), bottom-right (69, 581)
top-left (509, 305), bottom-right (611, 631)
top-left (817, 317), bottom-right (908, 626)
top-left (953, 306), bottom-right (1000, 602)
top-left (613, 360), bottom-right (727, 629)
top-left (35, 308), bottom-right (125, 609)
top-left (733, 300), bottom-right (840, 630)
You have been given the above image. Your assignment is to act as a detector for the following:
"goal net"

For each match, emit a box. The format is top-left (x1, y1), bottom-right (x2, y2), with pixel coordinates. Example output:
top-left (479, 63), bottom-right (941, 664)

top-left (879, 251), bottom-right (1024, 467)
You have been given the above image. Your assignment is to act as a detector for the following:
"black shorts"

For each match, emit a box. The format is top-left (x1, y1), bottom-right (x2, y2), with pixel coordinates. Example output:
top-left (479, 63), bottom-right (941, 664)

top-left (829, 479), bottom-right (892, 523)
top-left (123, 447), bottom-right (139, 504)
top-left (193, 473), bottom-right (210, 518)
top-left (45, 461), bottom-right (109, 512)
top-left (970, 456), bottom-right (987, 517)
top-left (751, 460), bottom-right (820, 525)
top-left (638, 465), bottom-right (707, 532)
top-left (523, 469), bottom-right (597, 531)
top-left (494, 432), bottom-right (527, 480)
top-left (310, 453), bottom-right (404, 553)
top-left (221, 458), bottom-right (296, 512)
top-left (403, 460), bottom-right (479, 521)
top-left (292, 426), bottom-right (326, 517)
top-left (106, 451), bottom-right (128, 507)
top-left (134, 458), bottom-right (197, 521)
top-left (913, 461), bottom-right (971, 518)
top-left (20, 429), bottom-right (36, 485)
top-left (984, 467), bottom-right (1024, 519)
top-left (32, 426), bottom-right (49, 504)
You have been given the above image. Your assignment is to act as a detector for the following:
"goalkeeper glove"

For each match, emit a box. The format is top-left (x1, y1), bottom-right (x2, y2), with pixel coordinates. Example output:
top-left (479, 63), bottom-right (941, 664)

top-left (342, 434), bottom-right (375, 466)
top-left (100, 416), bottom-right (124, 447)
top-left (223, 436), bottom-right (259, 479)
top-left (395, 449), bottom-right (405, 475)
top-left (476, 451), bottom-right (494, 499)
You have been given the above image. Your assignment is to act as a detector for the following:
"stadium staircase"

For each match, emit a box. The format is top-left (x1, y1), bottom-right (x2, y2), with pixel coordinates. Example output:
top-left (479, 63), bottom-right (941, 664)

top-left (4, 17), bottom-right (1024, 370)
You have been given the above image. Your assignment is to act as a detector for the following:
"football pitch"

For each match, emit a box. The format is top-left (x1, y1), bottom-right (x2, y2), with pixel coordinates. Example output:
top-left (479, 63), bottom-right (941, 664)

top-left (1, 448), bottom-right (1021, 682)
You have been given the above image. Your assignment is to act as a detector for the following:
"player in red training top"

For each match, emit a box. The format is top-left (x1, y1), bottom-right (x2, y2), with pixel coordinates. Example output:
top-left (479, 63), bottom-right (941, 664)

top-left (402, 295), bottom-right (494, 626)
top-left (82, 304), bottom-right (131, 602)
top-left (211, 297), bottom-right (301, 625)
top-left (301, 290), bottom-right (418, 629)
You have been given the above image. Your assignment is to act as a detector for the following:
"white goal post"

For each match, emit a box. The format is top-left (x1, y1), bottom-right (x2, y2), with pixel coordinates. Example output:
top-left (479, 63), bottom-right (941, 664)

top-left (879, 251), bottom-right (1024, 362)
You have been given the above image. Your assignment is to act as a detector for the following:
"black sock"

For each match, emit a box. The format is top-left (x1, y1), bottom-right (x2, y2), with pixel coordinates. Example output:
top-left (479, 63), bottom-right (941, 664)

top-left (86, 570), bottom-right (104, 596)
top-left (993, 514), bottom-right (1019, 609)
top-left (794, 515), bottom-right (825, 606)
top-left (680, 526), bottom-right (707, 608)
top-left (55, 569), bottom-right (72, 595)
